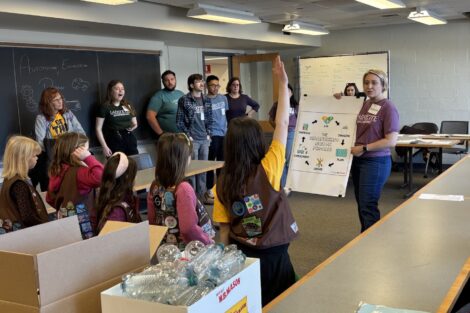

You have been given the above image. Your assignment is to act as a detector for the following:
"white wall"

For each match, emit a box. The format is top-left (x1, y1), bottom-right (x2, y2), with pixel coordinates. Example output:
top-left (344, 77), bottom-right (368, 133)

top-left (281, 21), bottom-right (470, 128)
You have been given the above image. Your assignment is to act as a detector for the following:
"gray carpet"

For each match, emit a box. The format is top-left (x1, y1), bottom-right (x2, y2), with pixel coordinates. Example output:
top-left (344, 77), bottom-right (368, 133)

top-left (286, 167), bottom-right (435, 278)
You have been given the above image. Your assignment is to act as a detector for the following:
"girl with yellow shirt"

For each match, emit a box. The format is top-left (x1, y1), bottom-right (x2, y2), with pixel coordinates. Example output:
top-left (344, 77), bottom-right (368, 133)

top-left (214, 56), bottom-right (299, 306)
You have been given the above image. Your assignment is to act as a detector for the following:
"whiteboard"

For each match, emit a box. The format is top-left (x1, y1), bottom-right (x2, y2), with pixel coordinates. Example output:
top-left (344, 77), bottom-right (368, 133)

top-left (298, 52), bottom-right (389, 99)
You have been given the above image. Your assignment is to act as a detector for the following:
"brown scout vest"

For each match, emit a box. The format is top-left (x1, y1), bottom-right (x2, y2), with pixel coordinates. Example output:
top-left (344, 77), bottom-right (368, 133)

top-left (0, 175), bottom-right (48, 231)
top-left (96, 197), bottom-right (142, 233)
top-left (49, 166), bottom-right (97, 233)
top-left (229, 164), bottom-right (299, 249)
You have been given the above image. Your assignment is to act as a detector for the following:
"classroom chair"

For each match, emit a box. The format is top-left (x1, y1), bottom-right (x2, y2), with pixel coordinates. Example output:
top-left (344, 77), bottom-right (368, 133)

top-left (129, 153), bottom-right (154, 214)
top-left (440, 121), bottom-right (469, 157)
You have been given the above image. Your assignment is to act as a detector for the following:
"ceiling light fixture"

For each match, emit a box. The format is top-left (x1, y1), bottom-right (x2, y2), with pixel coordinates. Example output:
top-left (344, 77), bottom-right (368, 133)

top-left (81, 0), bottom-right (137, 5)
top-left (282, 22), bottom-right (329, 36)
top-left (355, 0), bottom-right (405, 9)
top-left (187, 3), bottom-right (261, 24)
top-left (408, 8), bottom-right (447, 25)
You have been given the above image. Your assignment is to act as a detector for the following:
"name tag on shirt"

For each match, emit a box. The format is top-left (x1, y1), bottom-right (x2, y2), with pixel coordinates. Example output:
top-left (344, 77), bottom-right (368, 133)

top-left (368, 104), bottom-right (381, 115)
top-left (201, 112), bottom-right (205, 120)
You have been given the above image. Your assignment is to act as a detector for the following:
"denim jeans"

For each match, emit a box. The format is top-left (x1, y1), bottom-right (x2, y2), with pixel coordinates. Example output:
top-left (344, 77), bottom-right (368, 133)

top-left (190, 139), bottom-right (210, 197)
top-left (281, 130), bottom-right (295, 188)
top-left (351, 156), bottom-right (391, 232)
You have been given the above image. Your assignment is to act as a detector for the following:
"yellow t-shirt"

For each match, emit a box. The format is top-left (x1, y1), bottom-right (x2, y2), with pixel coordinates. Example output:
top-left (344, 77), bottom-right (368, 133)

top-left (49, 113), bottom-right (67, 138)
top-left (213, 139), bottom-right (285, 223)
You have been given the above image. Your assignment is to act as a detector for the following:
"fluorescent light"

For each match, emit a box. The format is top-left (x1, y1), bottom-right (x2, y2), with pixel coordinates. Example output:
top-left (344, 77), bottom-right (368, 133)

top-left (81, 0), bottom-right (137, 5)
top-left (187, 3), bottom-right (261, 24)
top-left (408, 9), bottom-right (447, 25)
top-left (282, 22), bottom-right (329, 36)
top-left (355, 0), bottom-right (405, 9)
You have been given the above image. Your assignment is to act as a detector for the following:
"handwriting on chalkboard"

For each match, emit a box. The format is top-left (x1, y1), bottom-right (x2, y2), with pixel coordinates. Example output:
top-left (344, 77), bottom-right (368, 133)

top-left (20, 85), bottom-right (36, 113)
top-left (19, 55), bottom-right (60, 76)
top-left (72, 78), bottom-right (90, 91)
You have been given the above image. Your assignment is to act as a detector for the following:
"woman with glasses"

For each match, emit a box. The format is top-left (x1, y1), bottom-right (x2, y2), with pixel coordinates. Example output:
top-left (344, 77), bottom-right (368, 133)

top-left (32, 87), bottom-right (85, 191)
top-left (225, 77), bottom-right (260, 123)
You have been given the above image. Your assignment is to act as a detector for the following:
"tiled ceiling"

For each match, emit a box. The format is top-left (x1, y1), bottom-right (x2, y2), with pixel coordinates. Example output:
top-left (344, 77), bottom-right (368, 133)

top-left (143, 0), bottom-right (470, 29)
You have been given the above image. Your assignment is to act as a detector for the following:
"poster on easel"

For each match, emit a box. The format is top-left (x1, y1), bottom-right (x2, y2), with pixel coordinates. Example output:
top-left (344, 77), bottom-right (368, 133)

top-left (285, 96), bottom-right (363, 197)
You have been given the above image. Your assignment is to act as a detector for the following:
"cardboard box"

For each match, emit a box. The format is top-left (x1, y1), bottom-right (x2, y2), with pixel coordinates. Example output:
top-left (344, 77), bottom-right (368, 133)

top-left (101, 258), bottom-right (261, 313)
top-left (99, 221), bottom-right (167, 259)
top-left (0, 216), bottom-right (150, 313)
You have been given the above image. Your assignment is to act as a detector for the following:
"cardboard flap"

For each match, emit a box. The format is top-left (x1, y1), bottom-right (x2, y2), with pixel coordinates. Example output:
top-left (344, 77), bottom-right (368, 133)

top-left (0, 216), bottom-right (82, 254)
top-left (35, 221), bottom-right (149, 306)
top-left (99, 221), bottom-right (167, 258)
top-left (0, 252), bottom-right (39, 307)
top-left (0, 300), bottom-right (39, 313)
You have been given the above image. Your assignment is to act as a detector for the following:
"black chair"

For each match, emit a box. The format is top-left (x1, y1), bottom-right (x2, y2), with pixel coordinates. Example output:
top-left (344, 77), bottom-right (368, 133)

top-left (440, 120), bottom-right (469, 157)
top-left (396, 122), bottom-right (439, 178)
top-left (412, 123), bottom-right (439, 178)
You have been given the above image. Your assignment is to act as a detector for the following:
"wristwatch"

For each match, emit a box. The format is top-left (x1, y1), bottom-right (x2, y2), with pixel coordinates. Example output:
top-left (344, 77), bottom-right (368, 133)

top-left (362, 145), bottom-right (368, 152)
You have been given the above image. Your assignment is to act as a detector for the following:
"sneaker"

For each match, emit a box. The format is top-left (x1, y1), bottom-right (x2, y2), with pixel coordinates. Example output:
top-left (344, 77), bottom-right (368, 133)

top-left (283, 187), bottom-right (292, 197)
top-left (206, 189), bottom-right (214, 199)
top-left (203, 191), bottom-right (214, 205)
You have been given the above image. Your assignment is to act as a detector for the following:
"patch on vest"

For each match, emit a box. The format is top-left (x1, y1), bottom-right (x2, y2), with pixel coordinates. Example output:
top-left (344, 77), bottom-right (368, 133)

top-left (0, 219), bottom-right (21, 234)
top-left (242, 216), bottom-right (262, 237)
top-left (231, 201), bottom-right (246, 216)
top-left (243, 194), bottom-right (263, 214)
top-left (291, 221), bottom-right (299, 233)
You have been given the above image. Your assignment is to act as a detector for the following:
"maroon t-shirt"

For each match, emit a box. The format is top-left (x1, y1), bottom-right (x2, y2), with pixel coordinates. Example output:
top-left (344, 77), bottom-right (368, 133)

top-left (355, 98), bottom-right (399, 157)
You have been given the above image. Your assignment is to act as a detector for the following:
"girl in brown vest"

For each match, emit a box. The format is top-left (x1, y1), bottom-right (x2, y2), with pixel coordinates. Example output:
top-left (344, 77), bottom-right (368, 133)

top-left (46, 132), bottom-right (104, 235)
top-left (214, 56), bottom-right (299, 306)
top-left (95, 152), bottom-right (141, 233)
top-left (0, 136), bottom-right (49, 233)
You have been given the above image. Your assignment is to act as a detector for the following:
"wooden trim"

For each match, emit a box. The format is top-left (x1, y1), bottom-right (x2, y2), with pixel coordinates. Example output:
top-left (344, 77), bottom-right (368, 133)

top-left (264, 154), bottom-right (470, 312)
top-left (0, 42), bottom-right (161, 55)
top-left (437, 257), bottom-right (470, 313)
top-left (232, 53), bottom-right (280, 104)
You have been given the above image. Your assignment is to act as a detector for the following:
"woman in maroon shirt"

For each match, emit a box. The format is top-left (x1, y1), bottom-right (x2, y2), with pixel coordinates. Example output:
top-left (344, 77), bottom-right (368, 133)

top-left (225, 77), bottom-right (260, 123)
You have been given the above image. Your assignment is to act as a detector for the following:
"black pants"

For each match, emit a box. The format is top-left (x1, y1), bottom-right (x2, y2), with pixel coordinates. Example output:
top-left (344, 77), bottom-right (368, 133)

top-left (234, 242), bottom-right (296, 307)
top-left (104, 130), bottom-right (138, 156)
top-left (29, 151), bottom-right (49, 192)
top-left (206, 135), bottom-right (224, 189)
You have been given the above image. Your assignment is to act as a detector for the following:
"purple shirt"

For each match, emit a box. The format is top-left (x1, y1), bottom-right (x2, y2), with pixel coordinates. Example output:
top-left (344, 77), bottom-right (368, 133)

top-left (355, 98), bottom-right (399, 157)
top-left (269, 101), bottom-right (298, 131)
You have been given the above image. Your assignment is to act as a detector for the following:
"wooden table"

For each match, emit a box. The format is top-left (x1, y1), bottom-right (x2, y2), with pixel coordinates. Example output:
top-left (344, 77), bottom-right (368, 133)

top-left (265, 155), bottom-right (470, 313)
top-left (42, 160), bottom-right (224, 214)
top-left (396, 136), bottom-right (460, 198)
top-left (133, 160), bottom-right (224, 191)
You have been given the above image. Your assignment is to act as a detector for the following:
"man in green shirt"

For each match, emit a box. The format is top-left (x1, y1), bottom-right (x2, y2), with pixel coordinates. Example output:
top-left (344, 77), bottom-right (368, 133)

top-left (146, 70), bottom-right (184, 135)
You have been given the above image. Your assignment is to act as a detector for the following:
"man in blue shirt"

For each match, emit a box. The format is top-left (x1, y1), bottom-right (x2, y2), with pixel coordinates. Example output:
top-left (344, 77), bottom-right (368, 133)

top-left (204, 75), bottom-right (228, 204)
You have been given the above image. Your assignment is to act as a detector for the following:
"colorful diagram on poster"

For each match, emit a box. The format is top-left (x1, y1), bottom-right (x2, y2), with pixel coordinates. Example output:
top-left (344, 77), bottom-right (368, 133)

top-left (286, 96), bottom-right (363, 197)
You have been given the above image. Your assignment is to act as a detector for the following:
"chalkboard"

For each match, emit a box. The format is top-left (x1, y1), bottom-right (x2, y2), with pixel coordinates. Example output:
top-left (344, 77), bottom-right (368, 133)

top-left (298, 52), bottom-right (389, 100)
top-left (1, 45), bottom-right (161, 153)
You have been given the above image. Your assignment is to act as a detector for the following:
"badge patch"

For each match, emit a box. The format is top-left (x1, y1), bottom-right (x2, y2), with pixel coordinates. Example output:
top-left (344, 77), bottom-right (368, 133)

top-left (241, 216), bottom-right (262, 237)
top-left (243, 194), bottom-right (263, 214)
top-left (231, 201), bottom-right (246, 217)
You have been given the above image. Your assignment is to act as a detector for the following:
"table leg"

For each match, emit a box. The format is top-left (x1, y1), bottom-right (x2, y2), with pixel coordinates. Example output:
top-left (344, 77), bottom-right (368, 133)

top-left (438, 148), bottom-right (443, 174)
top-left (401, 148), bottom-right (409, 188)
top-left (404, 147), bottom-right (416, 198)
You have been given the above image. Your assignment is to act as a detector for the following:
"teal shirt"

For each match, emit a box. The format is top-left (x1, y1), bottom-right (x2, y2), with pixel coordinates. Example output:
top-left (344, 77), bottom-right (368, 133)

top-left (147, 89), bottom-right (184, 133)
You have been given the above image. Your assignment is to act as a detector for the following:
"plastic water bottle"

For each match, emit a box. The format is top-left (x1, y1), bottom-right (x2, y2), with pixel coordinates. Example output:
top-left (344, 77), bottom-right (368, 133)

top-left (156, 244), bottom-right (182, 263)
top-left (188, 244), bottom-right (224, 283)
top-left (209, 249), bottom-right (246, 284)
top-left (184, 240), bottom-right (205, 259)
top-left (175, 279), bottom-right (217, 306)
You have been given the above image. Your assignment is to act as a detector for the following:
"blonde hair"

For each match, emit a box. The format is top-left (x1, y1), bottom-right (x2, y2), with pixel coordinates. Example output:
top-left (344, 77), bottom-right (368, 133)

top-left (49, 132), bottom-right (89, 177)
top-left (2, 136), bottom-right (41, 180)
top-left (363, 69), bottom-right (388, 92)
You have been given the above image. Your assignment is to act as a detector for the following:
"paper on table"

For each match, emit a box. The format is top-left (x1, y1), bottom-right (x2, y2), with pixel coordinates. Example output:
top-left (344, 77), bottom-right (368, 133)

top-left (418, 193), bottom-right (464, 201)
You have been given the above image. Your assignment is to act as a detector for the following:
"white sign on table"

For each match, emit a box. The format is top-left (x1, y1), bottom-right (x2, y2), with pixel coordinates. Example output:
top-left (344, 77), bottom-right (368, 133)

top-left (286, 96), bottom-right (363, 197)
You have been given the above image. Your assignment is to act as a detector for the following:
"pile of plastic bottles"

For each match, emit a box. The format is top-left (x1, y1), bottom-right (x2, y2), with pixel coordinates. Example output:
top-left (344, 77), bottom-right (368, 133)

top-left (121, 241), bottom-right (246, 306)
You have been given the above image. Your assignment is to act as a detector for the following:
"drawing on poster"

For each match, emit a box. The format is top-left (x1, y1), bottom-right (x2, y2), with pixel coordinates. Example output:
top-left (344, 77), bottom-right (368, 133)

top-left (291, 112), bottom-right (355, 176)
top-left (286, 96), bottom-right (362, 197)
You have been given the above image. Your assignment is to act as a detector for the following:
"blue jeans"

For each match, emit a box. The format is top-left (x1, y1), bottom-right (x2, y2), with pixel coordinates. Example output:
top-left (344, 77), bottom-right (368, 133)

top-left (191, 139), bottom-right (210, 197)
top-left (281, 130), bottom-right (295, 188)
top-left (351, 156), bottom-right (391, 232)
